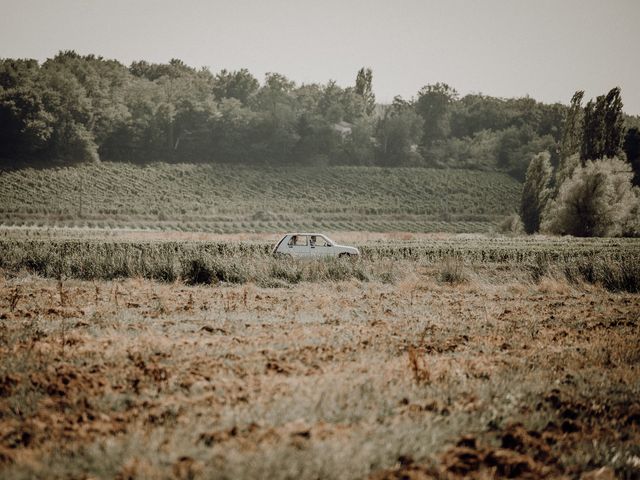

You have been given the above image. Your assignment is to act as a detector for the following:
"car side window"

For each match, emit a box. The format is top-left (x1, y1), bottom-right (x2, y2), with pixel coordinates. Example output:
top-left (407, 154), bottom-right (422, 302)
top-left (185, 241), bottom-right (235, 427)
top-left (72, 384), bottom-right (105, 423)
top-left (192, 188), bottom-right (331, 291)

top-left (289, 235), bottom-right (307, 246)
top-left (314, 236), bottom-right (328, 247)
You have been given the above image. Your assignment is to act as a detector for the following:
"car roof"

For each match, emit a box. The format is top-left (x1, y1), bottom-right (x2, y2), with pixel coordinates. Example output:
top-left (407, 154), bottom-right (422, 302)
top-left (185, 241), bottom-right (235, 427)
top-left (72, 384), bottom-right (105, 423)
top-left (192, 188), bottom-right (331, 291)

top-left (284, 233), bottom-right (328, 236)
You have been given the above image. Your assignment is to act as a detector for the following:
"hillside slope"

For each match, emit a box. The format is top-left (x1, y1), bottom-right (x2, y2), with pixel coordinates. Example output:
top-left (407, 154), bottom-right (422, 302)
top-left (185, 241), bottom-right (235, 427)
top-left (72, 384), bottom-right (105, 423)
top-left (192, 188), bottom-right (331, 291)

top-left (0, 163), bottom-right (522, 233)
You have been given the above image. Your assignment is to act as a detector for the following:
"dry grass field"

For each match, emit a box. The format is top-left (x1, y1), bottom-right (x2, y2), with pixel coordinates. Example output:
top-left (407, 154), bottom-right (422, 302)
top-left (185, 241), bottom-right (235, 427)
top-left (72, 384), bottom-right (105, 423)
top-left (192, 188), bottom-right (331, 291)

top-left (1, 247), bottom-right (639, 479)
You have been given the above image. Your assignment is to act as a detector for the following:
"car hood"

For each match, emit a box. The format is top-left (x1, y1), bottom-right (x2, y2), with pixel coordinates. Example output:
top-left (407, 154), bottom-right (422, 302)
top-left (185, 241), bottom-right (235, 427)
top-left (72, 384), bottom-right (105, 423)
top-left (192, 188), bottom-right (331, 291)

top-left (335, 244), bottom-right (360, 255)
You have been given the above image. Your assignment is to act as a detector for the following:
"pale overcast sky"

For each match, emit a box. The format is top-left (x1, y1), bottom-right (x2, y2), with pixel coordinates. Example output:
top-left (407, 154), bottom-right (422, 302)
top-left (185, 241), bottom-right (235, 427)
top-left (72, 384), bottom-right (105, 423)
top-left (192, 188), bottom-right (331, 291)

top-left (1, 0), bottom-right (639, 114)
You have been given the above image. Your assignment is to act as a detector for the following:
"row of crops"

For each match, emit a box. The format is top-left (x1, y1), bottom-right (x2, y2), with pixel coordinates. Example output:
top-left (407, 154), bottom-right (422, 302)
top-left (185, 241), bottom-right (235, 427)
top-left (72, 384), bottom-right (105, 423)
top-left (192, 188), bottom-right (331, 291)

top-left (361, 237), bottom-right (640, 263)
top-left (0, 219), bottom-right (502, 234)
top-left (0, 163), bottom-right (521, 232)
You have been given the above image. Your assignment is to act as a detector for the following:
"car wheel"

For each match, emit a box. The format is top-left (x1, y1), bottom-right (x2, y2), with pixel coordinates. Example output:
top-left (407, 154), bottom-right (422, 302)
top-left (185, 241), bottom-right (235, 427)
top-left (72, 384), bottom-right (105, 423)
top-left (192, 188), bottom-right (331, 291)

top-left (338, 253), bottom-right (352, 258)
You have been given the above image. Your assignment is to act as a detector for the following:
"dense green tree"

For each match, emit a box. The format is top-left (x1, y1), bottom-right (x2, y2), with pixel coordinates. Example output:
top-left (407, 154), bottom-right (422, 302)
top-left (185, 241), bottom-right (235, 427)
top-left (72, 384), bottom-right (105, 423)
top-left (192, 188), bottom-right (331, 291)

top-left (39, 56), bottom-right (99, 163)
top-left (162, 72), bottom-right (218, 161)
top-left (449, 94), bottom-right (565, 146)
top-left (292, 111), bottom-right (341, 164)
top-left (375, 97), bottom-right (423, 166)
top-left (317, 80), bottom-right (345, 123)
top-left (340, 116), bottom-right (376, 165)
top-left (129, 58), bottom-right (195, 81)
top-left (506, 97), bottom-right (541, 131)
top-left (0, 59), bottom-right (40, 89)
top-left (340, 87), bottom-right (368, 123)
top-left (249, 73), bottom-right (299, 163)
top-left (449, 95), bottom-right (510, 138)
top-left (292, 83), bottom-right (322, 115)
top-left (212, 69), bottom-right (259, 105)
top-left (427, 129), bottom-right (501, 169)
top-left (116, 77), bottom-right (168, 161)
top-left (581, 87), bottom-right (625, 163)
top-left (520, 152), bottom-right (553, 234)
top-left (249, 112), bottom-right (299, 164)
top-left (0, 60), bottom-right (50, 162)
top-left (537, 102), bottom-right (566, 141)
top-left (623, 127), bottom-right (640, 186)
top-left (209, 98), bottom-right (255, 163)
top-left (0, 87), bottom-right (54, 160)
top-left (496, 125), bottom-right (556, 181)
top-left (415, 83), bottom-right (457, 146)
top-left (35, 52), bottom-right (142, 163)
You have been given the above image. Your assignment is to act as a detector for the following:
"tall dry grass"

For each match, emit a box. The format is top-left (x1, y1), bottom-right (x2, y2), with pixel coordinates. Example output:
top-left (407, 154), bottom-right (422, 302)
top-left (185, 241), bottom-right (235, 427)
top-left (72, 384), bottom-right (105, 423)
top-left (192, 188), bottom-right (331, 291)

top-left (0, 237), bottom-right (639, 291)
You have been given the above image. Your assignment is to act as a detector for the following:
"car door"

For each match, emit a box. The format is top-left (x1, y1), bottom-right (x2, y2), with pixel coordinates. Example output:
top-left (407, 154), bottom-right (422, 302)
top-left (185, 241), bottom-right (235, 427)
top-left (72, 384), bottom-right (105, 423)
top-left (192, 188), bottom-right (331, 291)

top-left (310, 235), bottom-right (332, 257)
top-left (287, 235), bottom-right (310, 256)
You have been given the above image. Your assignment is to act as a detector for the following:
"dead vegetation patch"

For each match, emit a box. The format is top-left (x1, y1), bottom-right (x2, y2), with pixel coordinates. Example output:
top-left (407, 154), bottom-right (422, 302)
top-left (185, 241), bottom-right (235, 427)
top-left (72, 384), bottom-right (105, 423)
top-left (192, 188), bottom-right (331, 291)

top-left (0, 270), bottom-right (638, 479)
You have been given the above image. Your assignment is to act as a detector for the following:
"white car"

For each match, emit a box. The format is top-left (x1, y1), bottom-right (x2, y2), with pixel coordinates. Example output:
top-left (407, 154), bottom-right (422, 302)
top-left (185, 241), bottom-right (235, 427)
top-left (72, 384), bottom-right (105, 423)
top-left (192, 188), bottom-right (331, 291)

top-left (272, 233), bottom-right (360, 258)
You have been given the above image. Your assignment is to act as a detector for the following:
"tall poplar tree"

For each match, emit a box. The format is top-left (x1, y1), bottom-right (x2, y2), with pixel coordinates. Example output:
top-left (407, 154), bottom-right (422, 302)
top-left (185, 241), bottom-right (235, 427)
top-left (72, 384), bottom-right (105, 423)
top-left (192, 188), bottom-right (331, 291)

top-left (580, 87), bottom-right (625, 163)
top-left (354, 67), bottom-right (375, 115)
top-left (558, 91), bottom-right (584, 162)
top-left (602, 87), bottom-right (625, 157)
top-left (556, 91), bottom-right (584, 189)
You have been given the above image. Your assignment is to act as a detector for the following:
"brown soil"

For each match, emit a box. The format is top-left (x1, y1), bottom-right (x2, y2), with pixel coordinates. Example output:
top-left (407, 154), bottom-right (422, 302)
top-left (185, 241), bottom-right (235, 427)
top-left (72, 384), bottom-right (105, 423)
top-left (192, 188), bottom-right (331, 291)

top-left (1, 272), bottom-right (638, 479)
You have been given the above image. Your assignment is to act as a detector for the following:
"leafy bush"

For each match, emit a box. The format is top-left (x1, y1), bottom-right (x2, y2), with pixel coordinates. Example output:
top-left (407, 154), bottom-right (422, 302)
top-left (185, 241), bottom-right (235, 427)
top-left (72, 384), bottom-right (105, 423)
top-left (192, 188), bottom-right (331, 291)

top-left (542, 157), bottom-right (640, 237)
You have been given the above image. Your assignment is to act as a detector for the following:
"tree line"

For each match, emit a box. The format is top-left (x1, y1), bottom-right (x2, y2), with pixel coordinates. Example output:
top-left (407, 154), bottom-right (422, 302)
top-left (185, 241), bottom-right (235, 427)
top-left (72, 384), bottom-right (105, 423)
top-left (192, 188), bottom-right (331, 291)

top-left (3, 51), bottom-right (640, 237)
top-left (520, 87), bottom-right (640, 237)
top-left (2, 51), bottom-right (637, 180)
